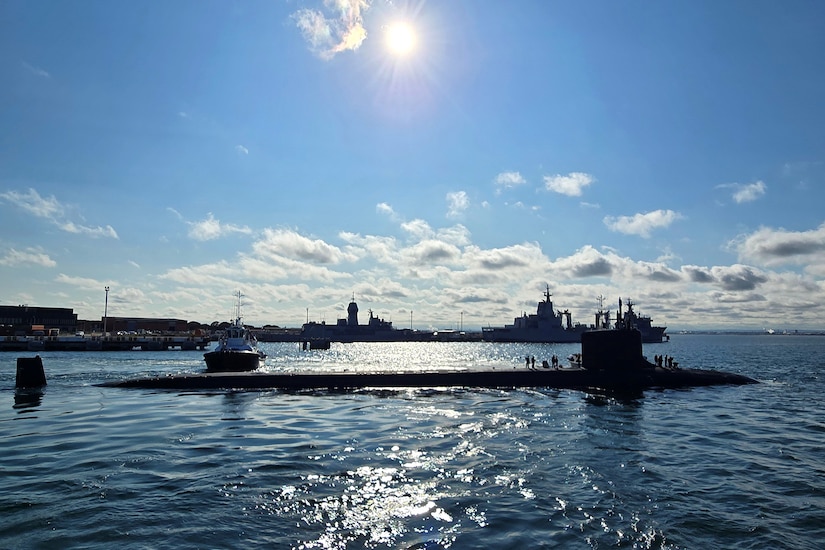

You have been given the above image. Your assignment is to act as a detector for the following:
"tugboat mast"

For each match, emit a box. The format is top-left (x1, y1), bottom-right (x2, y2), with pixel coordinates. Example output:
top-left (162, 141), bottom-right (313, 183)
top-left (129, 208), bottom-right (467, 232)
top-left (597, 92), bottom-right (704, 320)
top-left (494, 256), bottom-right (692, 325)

top-left (234, 290), bottom-right (244, 323)
top-left (595, 294), bottom-right (610, 330)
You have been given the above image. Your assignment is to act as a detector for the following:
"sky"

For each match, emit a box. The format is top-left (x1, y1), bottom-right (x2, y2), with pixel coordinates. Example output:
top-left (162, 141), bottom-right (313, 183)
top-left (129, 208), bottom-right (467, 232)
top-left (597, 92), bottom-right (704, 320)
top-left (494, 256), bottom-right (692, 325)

top-left (2, 0), bottom-right (825, 332)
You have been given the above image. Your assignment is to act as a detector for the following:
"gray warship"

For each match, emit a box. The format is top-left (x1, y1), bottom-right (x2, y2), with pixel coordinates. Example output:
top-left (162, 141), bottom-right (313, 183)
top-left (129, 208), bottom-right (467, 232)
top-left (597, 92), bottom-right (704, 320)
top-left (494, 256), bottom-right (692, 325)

top-left (300, 296), bottom-right (432, 342)
top-left (482, 288), bottom-right (667, 344)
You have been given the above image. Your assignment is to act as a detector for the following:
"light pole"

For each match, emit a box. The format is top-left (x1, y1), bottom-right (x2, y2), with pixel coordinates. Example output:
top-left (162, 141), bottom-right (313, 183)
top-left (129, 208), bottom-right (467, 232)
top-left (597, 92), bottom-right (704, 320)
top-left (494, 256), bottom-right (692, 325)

top-left (103, 286), bottom-right (110, 336)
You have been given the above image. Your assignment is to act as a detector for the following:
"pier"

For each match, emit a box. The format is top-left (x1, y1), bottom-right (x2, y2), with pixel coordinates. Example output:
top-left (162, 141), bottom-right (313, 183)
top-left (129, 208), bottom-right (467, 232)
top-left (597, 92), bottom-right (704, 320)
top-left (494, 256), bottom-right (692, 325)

top-left (0, 334), bottom-right (211, 352)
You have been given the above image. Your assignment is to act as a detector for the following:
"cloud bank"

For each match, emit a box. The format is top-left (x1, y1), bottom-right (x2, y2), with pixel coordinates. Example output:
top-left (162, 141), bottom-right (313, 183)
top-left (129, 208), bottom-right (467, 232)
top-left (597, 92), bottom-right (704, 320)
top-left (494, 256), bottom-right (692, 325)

top-left (733, 223), bottom-right (825, 268)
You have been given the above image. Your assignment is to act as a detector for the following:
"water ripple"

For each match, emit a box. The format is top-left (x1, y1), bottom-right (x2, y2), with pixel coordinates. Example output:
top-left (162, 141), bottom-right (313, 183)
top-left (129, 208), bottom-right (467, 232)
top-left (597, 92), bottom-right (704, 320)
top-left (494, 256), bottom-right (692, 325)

top-left (2, 337), bottom-right (824, 548)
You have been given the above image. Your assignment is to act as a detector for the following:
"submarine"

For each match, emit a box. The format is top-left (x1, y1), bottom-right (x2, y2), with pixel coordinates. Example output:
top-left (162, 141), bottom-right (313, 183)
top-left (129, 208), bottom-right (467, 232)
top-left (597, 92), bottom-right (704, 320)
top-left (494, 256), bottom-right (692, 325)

top-left (100, 326), bottom-right (757, 393)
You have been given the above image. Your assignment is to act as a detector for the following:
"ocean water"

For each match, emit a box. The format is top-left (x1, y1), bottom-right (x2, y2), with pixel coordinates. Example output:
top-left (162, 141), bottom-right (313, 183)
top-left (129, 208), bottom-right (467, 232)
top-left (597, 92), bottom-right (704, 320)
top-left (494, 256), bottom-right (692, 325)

top-left (1, 335), bottom-right (823, 549)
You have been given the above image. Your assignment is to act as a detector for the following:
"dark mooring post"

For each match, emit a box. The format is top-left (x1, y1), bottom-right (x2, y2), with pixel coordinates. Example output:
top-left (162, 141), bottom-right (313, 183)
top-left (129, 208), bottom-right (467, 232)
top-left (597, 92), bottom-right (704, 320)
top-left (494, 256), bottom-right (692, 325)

top-left (16, 355), bottom-right (47, 388)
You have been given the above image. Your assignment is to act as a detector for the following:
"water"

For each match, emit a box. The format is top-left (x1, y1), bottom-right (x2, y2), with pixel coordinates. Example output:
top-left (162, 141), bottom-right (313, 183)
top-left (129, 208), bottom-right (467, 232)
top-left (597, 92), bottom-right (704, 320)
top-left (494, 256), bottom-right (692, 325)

top-left (1, 335), bottom-right (824, 549)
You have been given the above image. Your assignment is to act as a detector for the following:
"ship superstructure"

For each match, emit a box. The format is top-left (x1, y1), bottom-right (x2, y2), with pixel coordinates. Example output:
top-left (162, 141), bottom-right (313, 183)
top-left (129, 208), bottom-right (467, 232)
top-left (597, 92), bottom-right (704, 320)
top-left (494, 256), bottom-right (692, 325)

top-left (482, 286), bottom-right (588, 343)
top-left (482, 288), bottom-right (668, 343)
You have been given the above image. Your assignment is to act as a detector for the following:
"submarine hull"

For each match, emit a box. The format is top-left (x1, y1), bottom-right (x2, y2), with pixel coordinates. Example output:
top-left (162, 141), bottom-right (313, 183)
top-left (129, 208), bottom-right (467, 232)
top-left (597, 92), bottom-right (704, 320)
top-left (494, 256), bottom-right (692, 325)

top-left (99, 366), bottom-right (756, 392)
top-left (101, 329), bottom-right (756, 393)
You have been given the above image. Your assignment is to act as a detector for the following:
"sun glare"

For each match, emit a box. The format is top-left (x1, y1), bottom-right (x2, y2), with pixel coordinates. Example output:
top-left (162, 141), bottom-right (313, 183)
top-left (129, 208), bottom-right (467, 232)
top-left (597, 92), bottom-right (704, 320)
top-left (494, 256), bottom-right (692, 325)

top-left (385, 22), bottom-right (417, 56)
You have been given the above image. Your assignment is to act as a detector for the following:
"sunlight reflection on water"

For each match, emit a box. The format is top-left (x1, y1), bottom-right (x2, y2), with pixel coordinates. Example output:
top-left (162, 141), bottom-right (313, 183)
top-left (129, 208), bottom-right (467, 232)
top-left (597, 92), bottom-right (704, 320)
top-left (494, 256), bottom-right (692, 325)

top-left (260, 341), bottom-right (575, 374)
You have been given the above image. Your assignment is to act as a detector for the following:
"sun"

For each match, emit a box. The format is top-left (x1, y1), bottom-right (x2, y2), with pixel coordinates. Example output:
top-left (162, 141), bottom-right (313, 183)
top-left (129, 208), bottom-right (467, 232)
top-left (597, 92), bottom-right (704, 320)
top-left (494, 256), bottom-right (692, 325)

top-left (385, 22), bottom-right (417, 56)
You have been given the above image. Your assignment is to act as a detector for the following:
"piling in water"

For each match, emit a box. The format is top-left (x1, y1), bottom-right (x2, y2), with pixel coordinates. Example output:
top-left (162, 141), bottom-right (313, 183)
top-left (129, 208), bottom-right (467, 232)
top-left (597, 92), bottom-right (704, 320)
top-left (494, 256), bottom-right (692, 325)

top-left (16, 355), bottom-right (47, 388)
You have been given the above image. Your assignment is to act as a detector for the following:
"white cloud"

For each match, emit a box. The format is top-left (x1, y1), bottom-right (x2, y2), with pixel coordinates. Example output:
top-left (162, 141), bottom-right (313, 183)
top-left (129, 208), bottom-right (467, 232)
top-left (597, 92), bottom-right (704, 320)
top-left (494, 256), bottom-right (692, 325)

top-left (603, 209), bottom-right (683, 238)
top-left (543, 172), bottom-right (594, 196)
top-left (292, 0), bottom-right (369, 60)
top-left (405, 239), bottom-right (461, 265)
top-left (494, 171), bottom-right (527, 189)
top-left (55, 273), bottom-right (108, 291)
top-left (0, 188), bottom-right (119, 239)
top-left (731, 222), bottom-right (825, 267)
top-left (252, 228), bottom-right (356, 264)
top-left (159, 261), bottom-right (237, 286)
top-left (339, 232), bottom-right (401, 269)
top-left (60, 221), bottom-right (119, 239)
top-left (0, 247), bottom-right (56, 268)
top-left (446, 191), bottom-right (469, 219)
top-left (401, 219), bottom-right (435, 241)
top-left (710, 264), bottom-right (768, 291)
top-left (376, 202), bottom-right (401, 222)
top-left (235, 145), bottom-right (249, 155)
top-left (466, 242), bottom-right (546, 270)
top-left (188, 213), bottom-right (252, 241)
top-left (718, 180), bottom-right (767, 203)
top-left (22, 61), bottom-right (50, 78)
top-left (438, 224), bottom-right (472, 247)
top-left (0, 188), bottom-right (62, 218)
top-left (399, 219), bottom-right (464, 243)
top-left (733, 181), bottom-right (766, 203)
top-left (552, 245), bottom-right (614, 278)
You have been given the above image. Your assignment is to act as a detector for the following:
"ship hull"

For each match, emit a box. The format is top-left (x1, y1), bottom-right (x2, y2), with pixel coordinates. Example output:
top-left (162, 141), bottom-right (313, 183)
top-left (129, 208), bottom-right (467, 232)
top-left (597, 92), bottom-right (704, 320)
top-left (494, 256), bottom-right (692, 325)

top-left (481, 327), bottom-right (585, 343)
top-left (101, 366), bottom-right (756, 392)
top-left (482, 324), bottom-right (667, 344)
top-left (639, 327), bottom-right (667, 343)
top-left (203, 350), bottom-right (265, 372)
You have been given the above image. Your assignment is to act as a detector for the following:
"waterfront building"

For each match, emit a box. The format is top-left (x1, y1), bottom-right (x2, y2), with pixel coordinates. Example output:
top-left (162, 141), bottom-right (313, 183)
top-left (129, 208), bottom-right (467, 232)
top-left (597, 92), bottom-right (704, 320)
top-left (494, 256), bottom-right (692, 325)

top-left (0, 305), bottom-right (78, 335)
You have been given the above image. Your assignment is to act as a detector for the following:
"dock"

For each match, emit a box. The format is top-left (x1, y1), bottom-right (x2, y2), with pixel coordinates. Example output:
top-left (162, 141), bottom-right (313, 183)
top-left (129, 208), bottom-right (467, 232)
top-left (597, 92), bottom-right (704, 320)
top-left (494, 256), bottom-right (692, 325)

top-left (0, 334), bottom-right (211, 352)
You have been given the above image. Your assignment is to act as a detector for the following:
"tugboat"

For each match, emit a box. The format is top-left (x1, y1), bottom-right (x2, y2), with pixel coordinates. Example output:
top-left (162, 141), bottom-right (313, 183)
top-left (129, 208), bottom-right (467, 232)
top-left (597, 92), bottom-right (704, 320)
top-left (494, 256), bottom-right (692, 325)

top-left (203, 292), bottom-right (266, 372)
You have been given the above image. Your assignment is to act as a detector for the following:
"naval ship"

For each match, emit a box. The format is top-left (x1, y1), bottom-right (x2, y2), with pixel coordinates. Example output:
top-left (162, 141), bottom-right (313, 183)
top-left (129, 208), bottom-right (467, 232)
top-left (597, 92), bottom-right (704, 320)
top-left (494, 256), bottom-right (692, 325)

top-left (300, 296), bottom-right (433, 342)
top-left (482, 287), bottom-right (667, 344)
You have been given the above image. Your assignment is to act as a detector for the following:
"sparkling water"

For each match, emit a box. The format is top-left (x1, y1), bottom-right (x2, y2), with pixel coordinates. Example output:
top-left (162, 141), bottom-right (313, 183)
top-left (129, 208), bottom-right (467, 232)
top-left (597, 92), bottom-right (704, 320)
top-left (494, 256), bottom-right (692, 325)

top-left (2, 335), bottom-right (823, 549)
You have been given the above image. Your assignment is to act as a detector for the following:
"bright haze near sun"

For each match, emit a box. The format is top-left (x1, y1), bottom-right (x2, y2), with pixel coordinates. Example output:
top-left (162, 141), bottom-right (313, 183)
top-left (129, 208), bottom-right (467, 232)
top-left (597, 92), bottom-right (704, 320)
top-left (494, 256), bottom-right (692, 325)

top-left (384, 21), bottom-right (417, 57)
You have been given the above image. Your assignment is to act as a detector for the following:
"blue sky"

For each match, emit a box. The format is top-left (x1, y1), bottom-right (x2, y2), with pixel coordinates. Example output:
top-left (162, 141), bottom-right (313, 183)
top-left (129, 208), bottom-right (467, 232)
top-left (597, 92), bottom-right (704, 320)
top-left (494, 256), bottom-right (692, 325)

top-left (2, 0), bottom-right (824, 331)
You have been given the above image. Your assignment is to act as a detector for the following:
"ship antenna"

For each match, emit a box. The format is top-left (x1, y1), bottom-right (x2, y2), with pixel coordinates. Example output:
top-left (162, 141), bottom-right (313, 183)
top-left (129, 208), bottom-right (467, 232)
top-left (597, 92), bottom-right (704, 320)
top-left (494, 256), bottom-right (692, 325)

top-left (235, 290), bottom-right (244, 323)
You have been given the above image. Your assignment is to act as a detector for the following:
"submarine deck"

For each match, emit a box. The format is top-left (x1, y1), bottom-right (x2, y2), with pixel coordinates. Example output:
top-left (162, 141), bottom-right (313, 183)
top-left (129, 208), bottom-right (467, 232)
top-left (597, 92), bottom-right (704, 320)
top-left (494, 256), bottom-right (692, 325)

top-left (99, 365), bottom-right (757, 392)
